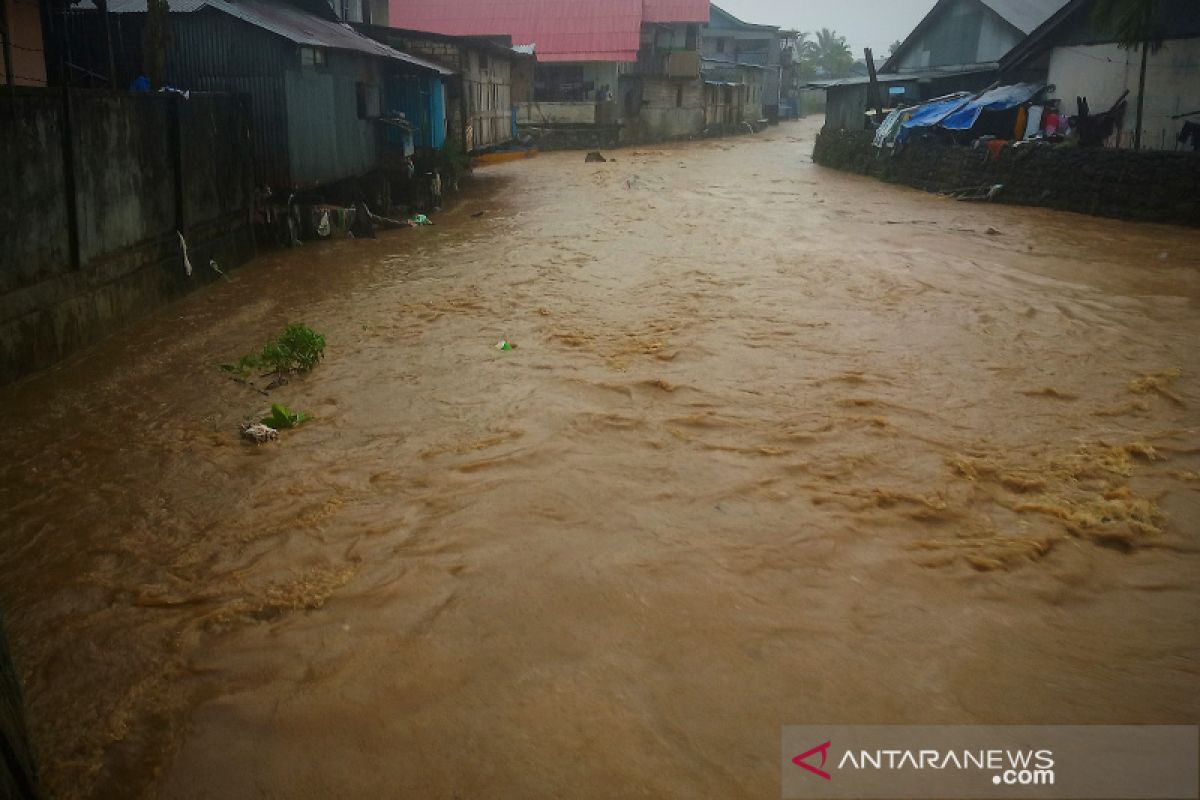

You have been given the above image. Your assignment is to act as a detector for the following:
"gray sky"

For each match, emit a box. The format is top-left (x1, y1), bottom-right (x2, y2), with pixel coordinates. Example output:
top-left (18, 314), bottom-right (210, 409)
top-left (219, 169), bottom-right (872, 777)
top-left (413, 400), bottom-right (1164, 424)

top-left (714, 0), bottom-right (933, 58)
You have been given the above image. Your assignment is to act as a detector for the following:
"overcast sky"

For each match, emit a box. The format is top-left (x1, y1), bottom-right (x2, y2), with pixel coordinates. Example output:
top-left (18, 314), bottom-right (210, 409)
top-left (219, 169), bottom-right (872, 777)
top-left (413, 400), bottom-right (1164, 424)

top-left (715, 0), bottom-right (934, 58)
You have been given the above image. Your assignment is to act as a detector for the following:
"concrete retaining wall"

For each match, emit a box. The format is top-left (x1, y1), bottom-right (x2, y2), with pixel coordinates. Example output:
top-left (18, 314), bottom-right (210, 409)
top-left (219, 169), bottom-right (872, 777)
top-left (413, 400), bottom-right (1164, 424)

top-left (517, 123), bottom-right (622, 151)
top-left (0, 89), bottom-right (256, 385)
top-left (517, 101), bottom-right (597, 125)
top-left (812, 129), bottom-right (1200, 227)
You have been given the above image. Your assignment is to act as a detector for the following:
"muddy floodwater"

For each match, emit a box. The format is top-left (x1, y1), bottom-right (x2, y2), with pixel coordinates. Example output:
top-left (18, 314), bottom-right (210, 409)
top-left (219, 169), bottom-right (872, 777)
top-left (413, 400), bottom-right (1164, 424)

top-left (1, 118), bottom-right (1198, 798)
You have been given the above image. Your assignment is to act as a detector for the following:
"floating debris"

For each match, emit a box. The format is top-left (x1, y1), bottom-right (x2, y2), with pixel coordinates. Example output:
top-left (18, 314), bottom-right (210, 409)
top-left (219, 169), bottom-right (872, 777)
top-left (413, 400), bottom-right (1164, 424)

top-left (240, 422), bottom-right (278, 444)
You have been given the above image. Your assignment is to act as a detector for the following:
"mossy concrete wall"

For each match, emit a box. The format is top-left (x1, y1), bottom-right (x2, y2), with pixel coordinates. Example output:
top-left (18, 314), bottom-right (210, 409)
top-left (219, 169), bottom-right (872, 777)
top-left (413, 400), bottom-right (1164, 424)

top-left (812, 129), bottom-right (1200, 227)
top-left (0, 89), bottom-right (256, 385)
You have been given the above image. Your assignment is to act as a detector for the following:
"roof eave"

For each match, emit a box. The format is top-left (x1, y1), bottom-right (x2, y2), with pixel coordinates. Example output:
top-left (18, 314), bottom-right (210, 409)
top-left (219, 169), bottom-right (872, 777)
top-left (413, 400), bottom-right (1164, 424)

top-left (998, 0), bottom-right (1087, 71)
top-left (881, 0), bottom-right (1025, 73)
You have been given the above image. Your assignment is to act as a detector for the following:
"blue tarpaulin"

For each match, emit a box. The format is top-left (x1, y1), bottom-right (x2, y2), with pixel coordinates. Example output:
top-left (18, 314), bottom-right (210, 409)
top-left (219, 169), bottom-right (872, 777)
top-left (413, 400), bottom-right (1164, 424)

top-left (939, 82), bottom-right (1047, 131)
top-left (895, 93), bottom-right (971, 143)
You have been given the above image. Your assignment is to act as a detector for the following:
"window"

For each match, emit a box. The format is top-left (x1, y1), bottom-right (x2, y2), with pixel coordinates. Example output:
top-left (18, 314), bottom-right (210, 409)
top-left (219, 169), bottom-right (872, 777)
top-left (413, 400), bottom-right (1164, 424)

top-left (533, 64), bottom-right (587, 102)
top-left (356, 82), bottom-right (369, 119)
top-left (479, 52), bottom-right (489, 71)
top-left (715, 38), bottom-right (725, 54)
top-left (300, 46), bottom-right (327, 67)
top-left (676, 86), bottom-right (683, 108)
top-left (685, 24), bottom-right (698, 50)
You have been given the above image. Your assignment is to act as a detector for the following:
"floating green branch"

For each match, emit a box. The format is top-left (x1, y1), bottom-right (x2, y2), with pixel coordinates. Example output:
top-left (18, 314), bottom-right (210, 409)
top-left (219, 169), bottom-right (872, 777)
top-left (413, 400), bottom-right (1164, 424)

top-left (222, 324), bottom-right (327, 379)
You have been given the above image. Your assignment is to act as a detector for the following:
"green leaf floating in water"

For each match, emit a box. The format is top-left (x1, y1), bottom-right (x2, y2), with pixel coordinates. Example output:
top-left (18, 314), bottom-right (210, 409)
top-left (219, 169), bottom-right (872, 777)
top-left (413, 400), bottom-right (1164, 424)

top-left (262, 403), bottom-right (312, 429)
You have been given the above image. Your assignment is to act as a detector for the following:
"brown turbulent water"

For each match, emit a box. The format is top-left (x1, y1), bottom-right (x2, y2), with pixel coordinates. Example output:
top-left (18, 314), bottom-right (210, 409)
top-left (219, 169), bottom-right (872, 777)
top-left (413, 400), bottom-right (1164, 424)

top-left (1, 118), bottom-right (1198, 799)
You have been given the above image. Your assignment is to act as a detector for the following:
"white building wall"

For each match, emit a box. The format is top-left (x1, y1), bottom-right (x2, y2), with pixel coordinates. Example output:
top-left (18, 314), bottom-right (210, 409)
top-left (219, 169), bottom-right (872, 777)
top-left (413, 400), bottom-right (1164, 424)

top-left (1047, 38), bottom-right (1200, 150)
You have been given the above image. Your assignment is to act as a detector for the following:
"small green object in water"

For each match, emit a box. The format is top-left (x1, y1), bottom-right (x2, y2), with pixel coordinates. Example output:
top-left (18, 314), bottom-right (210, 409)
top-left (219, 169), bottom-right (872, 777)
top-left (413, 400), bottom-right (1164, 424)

top-left (495, 339), bottom-right (515, 352)
top-left (261, 403), bottom-right (311, 429)
top-left (223, 323), bottom-right (326, 378)
top-left (411, 214), bottom-right (431, 225)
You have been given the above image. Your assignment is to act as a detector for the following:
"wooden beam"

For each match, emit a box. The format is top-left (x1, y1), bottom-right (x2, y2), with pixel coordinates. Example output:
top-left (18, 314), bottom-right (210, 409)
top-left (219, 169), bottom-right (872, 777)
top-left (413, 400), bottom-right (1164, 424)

top-left (864, 47), bottom-right (883, 121)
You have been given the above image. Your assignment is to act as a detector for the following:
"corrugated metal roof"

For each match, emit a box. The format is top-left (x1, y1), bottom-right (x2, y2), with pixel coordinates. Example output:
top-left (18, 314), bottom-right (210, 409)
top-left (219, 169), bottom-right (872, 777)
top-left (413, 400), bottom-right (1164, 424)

top-left (642, 0), bottom-right (709, 24)
top-left (90, 0), bottom-right (454, 72)
top-left (386, 0), bottom-right (640, 61)
top-left (808, 64), bottom-right (999, 88)
top-left (881, 0), bottom-right (1068, 73)
top-left (1001, 0), bottom-right (1200, 72)
top-left (387, 0), bottom-right (707, 61)
top-left (976, 0), bottom-right (1066, 34)
top-left (708, 3), bottom-right (780, 31)
top-left (96, 0), bottom-right (207, 10)
top-left (701, 57), bottom-right (772, 71)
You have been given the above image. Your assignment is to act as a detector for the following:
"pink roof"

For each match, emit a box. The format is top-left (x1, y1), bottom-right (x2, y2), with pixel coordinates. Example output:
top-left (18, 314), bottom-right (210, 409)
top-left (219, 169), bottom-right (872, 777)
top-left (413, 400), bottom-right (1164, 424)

top-left (388, 0), bottom-right (710, 62)
top-left (642, 0), bottom-right (709, 24)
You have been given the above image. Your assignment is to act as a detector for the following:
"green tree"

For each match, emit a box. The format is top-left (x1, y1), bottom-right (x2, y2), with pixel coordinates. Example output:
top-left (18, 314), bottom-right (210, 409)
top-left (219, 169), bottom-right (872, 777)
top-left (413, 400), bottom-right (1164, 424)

top-left (794, 31), bottom-right (818, 62)
top-left (814, 28), bottom-right (854, 78)
top-left (1091, 0), bottom-right (1160, 149)
top-left (787, 31), bottom-right (819, 79)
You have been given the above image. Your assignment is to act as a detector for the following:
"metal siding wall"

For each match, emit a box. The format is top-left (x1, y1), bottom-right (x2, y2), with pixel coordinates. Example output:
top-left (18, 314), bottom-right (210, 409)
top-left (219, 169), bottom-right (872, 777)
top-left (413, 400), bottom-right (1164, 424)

top-left (57, 9), bottom-right (397, 188)
top-left (386, 71), bottom-right (439, 148)
top-left (62, 11), bottom-right (294, 187)
top-left (823, 84), bottom-right (868, 131)
top-left (285, 52), bottom-right (380, 187)
top-left (285, 68), bottom-right (338, 187)
top-left (193, 75), bottom-right (288, 186)
top-left (169, 14), bottom-right (294, 188)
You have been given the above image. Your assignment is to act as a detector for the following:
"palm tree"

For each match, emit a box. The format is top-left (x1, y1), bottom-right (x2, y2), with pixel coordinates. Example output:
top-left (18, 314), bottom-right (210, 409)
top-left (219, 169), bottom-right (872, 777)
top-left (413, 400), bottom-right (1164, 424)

top-left (783, 32), bottom-right (813, 67)
top-left (1091, 0), bottom-right (1159, 149)
top-left (814, 28), bottom-right (853, 78)
top-left (793, 31), bottom-right (818, 62)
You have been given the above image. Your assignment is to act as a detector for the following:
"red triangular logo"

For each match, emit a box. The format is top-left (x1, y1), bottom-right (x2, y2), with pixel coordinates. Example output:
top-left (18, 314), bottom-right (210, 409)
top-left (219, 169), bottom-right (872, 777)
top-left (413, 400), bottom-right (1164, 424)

top-left (792, 741), bottom-right (832, 780)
